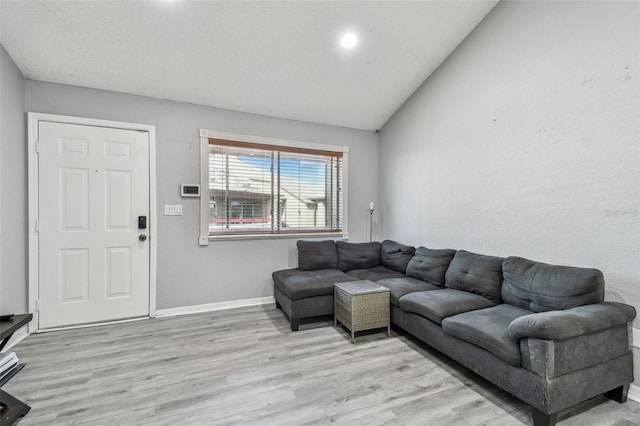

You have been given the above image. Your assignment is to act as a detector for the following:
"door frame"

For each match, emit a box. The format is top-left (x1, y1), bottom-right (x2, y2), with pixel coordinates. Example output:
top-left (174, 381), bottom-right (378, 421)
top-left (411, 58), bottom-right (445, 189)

top-left (27, 112), bottom-right (157, 333)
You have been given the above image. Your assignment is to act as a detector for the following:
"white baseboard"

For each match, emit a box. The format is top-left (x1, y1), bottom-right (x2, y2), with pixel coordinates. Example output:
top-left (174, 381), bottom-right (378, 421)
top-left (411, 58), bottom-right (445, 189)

top-left (627, 328), bottom-right (640, 403)
top-left (1, 325), bottom-right (29, 352)
top-left (155, 296), bottom-right (275, 318)
top-left (628, 383), bottom-right (640, 403)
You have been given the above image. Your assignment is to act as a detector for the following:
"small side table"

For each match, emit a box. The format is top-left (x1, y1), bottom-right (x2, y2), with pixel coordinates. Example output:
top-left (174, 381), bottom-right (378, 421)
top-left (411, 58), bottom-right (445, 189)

top-left (1, 314), bottom-right (33, 426)
top-left (334, 280), bottom-right (390, 342)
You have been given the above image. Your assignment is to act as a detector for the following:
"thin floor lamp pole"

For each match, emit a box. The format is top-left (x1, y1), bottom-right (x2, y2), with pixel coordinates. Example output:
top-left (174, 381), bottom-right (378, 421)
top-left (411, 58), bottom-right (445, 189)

top-left (369, 202), bottom-right (375, 242)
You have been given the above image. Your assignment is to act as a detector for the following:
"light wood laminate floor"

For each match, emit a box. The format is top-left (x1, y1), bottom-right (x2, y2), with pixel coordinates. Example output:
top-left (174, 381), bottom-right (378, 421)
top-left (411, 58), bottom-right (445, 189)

top-left (5, 304), bottom-right (640, 425)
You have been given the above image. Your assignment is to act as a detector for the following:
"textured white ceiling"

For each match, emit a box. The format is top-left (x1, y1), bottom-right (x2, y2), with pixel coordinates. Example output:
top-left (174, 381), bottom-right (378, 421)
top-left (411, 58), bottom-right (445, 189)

top-left (0, 0), bottom-right (498, 131)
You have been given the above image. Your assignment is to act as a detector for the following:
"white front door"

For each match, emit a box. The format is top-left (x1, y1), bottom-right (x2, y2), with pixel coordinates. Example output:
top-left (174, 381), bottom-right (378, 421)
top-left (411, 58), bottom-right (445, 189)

top-left (38, 121), bottom-right (150, 329)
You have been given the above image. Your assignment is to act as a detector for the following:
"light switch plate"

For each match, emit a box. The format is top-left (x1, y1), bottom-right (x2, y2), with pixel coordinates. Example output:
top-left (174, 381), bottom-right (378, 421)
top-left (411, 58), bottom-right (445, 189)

top-left (164, 205), bottom-right (184, 216)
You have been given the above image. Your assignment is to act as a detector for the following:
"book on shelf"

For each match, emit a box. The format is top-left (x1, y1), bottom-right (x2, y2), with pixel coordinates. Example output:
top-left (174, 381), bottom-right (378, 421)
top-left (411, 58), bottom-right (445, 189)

top-left (0, 351), bottom-right (18, 367)
top-left (0, 351), bottom-right (19, 381)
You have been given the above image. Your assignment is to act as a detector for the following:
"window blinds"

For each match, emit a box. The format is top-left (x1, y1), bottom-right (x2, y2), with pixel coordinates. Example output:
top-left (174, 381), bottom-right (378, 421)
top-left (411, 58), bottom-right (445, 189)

top-left (208, 138), bottom-right (343, 235)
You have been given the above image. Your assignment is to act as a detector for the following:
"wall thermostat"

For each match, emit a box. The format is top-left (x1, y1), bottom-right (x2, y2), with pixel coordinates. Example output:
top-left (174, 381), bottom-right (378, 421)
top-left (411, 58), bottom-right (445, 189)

top-left (181, 184), bottom-right (201, 198)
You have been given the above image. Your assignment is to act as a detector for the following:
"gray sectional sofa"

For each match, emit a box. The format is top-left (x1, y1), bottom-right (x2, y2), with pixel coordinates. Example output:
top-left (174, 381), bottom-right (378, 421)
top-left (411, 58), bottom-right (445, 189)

top-left (272, 240), bottom-right (636, 426)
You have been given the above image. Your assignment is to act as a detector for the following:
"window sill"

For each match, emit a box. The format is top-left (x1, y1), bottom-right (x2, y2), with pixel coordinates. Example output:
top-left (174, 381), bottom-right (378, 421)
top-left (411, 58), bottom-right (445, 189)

top-left (205, 231), bottom-right (347, 242)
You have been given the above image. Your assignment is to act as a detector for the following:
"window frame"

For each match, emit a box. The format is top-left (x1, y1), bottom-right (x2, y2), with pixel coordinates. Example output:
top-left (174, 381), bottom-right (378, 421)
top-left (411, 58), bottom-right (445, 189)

top-left (199, 129), bottom-right (349, 245)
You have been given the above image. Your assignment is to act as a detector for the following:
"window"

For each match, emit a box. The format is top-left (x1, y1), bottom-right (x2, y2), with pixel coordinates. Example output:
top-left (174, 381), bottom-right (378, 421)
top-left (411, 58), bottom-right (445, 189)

top-left (199, 131), bottom-right (348, 242)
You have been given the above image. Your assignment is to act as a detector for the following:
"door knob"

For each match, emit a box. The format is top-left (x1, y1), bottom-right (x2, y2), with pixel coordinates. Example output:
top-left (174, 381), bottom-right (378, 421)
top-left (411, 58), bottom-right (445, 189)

top-left (139, 234), bottom-right (147, 242)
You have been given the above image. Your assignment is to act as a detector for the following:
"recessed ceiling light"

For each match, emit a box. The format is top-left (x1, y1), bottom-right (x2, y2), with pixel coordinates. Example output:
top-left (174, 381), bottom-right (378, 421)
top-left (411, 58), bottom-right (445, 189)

top-left (340, 33), bottom-right (358, 49)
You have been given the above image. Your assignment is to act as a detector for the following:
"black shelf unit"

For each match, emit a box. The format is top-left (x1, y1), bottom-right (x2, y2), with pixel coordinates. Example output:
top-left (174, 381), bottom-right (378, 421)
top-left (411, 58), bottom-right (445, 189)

top-left (0, 314), bottom-right (33, 426)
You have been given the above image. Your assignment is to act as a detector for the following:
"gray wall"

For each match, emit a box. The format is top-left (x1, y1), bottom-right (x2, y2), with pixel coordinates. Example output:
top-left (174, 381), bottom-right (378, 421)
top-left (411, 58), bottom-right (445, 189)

top-left (25, 80), bottom-right (378, 310)
top-left (0, 46), bottom-right (27, 314)
top-left (379, 0), bottom-right (639, 383)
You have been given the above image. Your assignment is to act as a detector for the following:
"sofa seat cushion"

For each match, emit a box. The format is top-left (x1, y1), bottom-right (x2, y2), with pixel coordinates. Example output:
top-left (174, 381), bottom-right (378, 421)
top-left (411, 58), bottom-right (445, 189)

top-left (345, 265), bottom-right (405, 282)
top-left (376, 277), bottom-right (440, 306)
top-left (398, 289), bottom-right (497, 325)
top-left (445, 250), bottom-right (504, 303)
top-left (442, 304), bottom-right (533, 366)
top-left (272, 268), bottom-right (354, 300)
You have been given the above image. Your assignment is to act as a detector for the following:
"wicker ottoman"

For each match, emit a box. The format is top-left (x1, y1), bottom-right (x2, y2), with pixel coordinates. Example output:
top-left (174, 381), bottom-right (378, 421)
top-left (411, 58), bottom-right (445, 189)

top-left (334, 280), bottom-right (391, 342)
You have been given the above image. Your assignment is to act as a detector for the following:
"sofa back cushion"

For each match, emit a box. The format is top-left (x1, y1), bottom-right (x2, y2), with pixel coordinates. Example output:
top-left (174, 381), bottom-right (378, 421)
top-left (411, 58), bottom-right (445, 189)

top-left (297, 240), bottom-right (338, 271)
top-left (406, 247), bottom-right (456, 286)
top-left (501, 256), bottom-right (605, 312)
top-left (336, 241), bottom-right (381, 271)
top-left (444, 250), bottom-right (504, 303)
top-left (381, 240), bottom-right (416, 273)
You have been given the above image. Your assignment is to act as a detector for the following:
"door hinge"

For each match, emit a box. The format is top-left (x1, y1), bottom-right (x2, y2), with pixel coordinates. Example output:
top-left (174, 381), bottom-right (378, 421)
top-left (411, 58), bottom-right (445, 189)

top-left (36, 300), bottom-right (41, 312)
top-left (35, 220), bottom-right (39, 233)
top-left (35, 140), bottom-right (40, 153)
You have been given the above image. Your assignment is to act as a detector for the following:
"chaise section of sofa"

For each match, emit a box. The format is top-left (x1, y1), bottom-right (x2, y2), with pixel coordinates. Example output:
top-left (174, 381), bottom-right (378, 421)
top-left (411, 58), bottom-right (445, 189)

top-left (272, 240), bottom-right (352, 331)
top-left (272, 240), bottom-right (410, 331)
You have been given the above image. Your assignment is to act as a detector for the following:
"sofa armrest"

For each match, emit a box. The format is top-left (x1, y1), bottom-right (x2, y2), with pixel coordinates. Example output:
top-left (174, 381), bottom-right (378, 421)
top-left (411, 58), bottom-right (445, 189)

top-left (508, 302), bottom-right (636, 341)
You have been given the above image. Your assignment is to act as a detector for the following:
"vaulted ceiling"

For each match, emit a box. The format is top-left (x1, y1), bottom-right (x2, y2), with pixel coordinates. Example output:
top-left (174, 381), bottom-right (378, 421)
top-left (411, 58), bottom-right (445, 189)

top-left (0, 0), bottom-right (498, 130)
